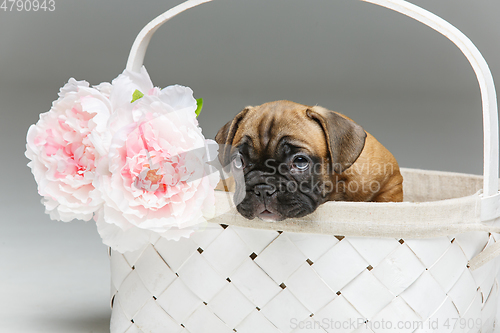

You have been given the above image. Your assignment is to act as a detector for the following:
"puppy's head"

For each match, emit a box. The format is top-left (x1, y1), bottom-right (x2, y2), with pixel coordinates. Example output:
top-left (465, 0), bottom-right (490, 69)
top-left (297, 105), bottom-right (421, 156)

top-left (215, 100), bottom-right (366, 221)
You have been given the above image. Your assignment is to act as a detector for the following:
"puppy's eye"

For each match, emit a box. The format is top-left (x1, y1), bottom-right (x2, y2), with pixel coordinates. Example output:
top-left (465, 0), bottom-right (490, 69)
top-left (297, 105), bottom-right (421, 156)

top-left (232, 155), bottom-right (244, 169)
top-left (292, 156), bottom-right (309, 171)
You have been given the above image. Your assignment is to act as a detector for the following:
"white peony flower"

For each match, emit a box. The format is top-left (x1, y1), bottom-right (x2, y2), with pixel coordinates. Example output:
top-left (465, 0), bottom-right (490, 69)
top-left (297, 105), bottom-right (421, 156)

top-left (26, 66), bottom-right (220, 252)
top-left (25, 79), bottom-right (112, 221)
top-left (94, 67), bottom-right (220, 252)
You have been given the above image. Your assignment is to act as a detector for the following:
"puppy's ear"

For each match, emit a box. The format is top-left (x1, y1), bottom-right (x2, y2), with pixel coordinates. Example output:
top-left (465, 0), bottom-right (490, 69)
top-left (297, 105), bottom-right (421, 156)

top-left (306, 106), bottom-right (366, 174)
top-left (215, 106), bottom-right (252, 167)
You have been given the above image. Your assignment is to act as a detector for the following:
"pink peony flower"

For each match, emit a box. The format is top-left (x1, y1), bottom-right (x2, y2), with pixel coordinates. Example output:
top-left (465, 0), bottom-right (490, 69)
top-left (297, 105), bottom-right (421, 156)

top-left (94, 67), bottom-right (220, 251)
top-left (25, 79), bottom-right (112, 221)
top-left (26, 66), bottom-right (220, 252)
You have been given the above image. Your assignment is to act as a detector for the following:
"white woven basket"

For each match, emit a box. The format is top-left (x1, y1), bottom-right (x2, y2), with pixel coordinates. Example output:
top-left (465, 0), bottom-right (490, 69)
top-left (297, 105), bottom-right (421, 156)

top-left (109, 1), bottom-right (500, 332)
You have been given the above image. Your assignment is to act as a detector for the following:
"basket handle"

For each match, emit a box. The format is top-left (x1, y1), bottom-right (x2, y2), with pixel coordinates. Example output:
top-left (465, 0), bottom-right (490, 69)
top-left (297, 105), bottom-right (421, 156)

top-left (126, 0), bottom-right (500, 271)
top-left (126, 0), bottom-right (499, 198)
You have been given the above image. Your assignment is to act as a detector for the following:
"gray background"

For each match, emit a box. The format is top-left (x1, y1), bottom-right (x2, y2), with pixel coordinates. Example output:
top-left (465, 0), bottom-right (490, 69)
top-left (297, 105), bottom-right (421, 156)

top-left (1, 0), bottom-right (499, 331)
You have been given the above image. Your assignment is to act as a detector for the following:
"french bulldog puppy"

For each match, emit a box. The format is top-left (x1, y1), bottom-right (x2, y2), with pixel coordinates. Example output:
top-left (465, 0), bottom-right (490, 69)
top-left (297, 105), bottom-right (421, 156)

top-left (215, 100), bottom-right (403, 221)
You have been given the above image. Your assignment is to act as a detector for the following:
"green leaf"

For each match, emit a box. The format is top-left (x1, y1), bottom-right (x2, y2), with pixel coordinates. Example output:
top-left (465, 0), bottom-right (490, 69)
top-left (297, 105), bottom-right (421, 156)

top-left (195, 98), bottom-right (204, 117)
top-left (131, 89), bottom-right (145, 103)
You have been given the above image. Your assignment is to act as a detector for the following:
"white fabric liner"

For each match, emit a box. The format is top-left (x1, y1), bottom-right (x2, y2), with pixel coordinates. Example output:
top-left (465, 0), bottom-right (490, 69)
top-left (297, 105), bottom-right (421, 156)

top-left (209, 168), bottom-right (500, 239)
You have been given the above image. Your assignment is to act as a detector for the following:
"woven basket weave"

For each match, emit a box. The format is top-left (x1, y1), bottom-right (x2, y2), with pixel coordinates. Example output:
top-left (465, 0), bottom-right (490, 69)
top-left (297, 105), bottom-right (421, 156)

top-left (109, 169), bottom-right (500, 333)
top-left (109, 0), bottom-right (500, 332)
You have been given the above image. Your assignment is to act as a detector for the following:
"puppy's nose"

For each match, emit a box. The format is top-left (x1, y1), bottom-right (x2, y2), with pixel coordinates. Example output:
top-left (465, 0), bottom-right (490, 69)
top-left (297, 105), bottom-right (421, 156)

top-left (253, 184), bottom-right (276, 198)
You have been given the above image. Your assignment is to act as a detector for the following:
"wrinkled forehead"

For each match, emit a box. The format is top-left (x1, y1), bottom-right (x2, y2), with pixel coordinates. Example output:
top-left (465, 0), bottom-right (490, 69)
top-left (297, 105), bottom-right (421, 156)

top-left (232, 104), bottom-right (328, 160)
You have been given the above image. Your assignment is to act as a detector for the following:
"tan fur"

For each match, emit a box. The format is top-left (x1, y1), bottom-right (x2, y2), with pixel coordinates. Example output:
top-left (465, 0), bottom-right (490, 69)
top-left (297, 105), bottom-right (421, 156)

top-left (216, 101), bottom-right (403, 202)
top-left (333, 132), bottom-right (403, 202)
